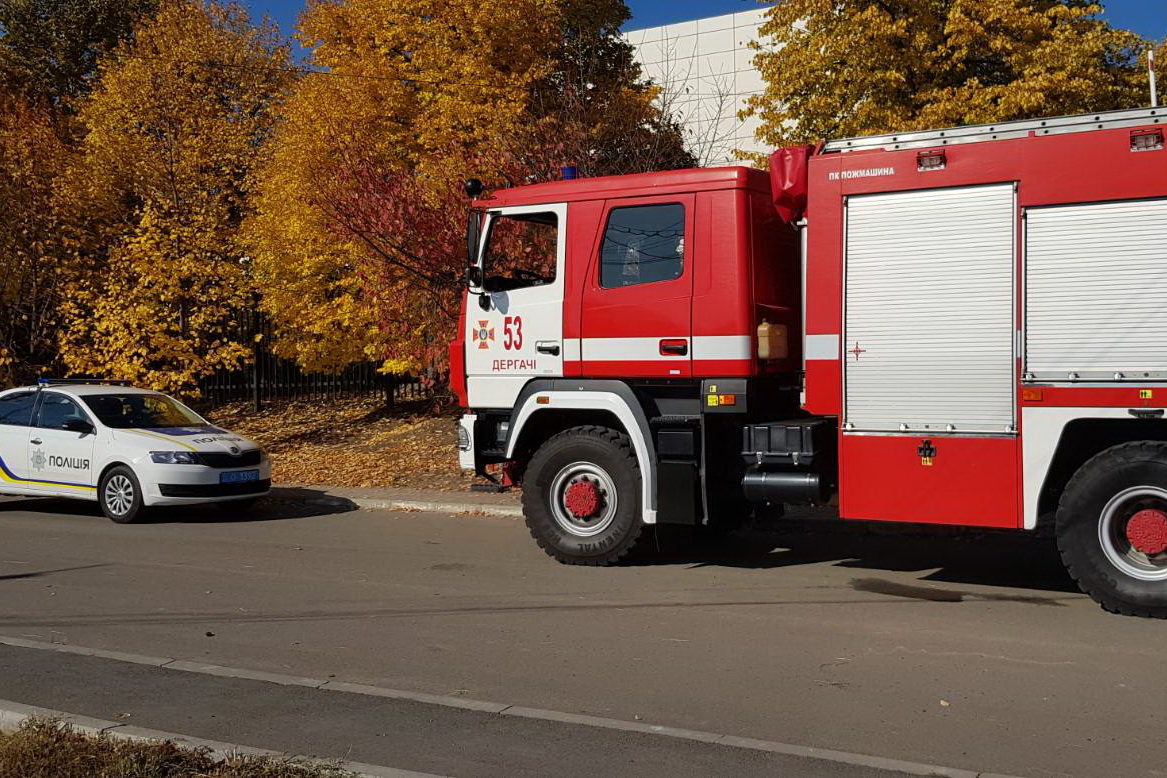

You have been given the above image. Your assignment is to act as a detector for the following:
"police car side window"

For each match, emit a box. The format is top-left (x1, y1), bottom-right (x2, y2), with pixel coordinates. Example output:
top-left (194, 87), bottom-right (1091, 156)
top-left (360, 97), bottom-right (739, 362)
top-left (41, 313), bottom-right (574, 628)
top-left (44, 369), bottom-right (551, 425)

top-left (35, 393), bottom-right (88, 430)
top-left (0, 392), bottom-right (36, 426)
top-left (600, 204), bottom-right (685, 289)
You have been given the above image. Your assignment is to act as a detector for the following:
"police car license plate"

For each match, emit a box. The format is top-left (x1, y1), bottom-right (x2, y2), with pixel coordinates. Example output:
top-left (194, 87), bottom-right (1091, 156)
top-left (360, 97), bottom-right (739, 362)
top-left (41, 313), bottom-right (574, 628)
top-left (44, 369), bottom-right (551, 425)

top-left (221, 470), bottom-right (260, 484)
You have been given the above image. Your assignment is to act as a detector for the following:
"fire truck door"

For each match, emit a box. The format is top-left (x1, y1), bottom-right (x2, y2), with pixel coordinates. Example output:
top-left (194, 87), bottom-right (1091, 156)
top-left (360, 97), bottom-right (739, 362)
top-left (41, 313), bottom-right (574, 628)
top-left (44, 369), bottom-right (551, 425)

top-left (579, 195), bottom-right (695, 378)
top-left (465, 203), bottom-right (567, 409)
top-left (840, 184), bottom-right (1020, 528)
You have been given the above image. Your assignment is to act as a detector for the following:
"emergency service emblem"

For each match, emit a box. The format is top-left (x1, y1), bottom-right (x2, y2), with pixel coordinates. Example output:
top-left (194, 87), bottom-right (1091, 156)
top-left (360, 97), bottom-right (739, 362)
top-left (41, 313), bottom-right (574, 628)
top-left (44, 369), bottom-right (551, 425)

top-left (473, 320), bottom-right (495, 350)
top-left (30, 449), bottom-right (46, 471)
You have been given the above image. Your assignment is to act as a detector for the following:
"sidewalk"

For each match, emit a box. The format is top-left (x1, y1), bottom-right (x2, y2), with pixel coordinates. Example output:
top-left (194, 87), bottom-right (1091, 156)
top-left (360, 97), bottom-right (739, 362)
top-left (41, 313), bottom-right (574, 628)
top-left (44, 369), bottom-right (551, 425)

top-left (0, 641), bottom-right (967, 778)
top-left (269, 484), bottom-right (523, 518)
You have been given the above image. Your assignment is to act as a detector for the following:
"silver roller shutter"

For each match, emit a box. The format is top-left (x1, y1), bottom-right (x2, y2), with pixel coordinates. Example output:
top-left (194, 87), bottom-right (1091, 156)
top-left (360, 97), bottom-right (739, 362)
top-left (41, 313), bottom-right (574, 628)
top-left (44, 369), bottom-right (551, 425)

top-left (1026, 199), bottom-right (1167, 381)
top-left (844, 184), bottom-right (1017, 434)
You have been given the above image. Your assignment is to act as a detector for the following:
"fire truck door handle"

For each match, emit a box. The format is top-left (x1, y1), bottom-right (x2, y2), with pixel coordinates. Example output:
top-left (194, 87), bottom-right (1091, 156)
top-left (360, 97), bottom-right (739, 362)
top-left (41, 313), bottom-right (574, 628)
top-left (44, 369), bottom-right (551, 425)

top-left (1129, 408), bottom-right (1164, 419)
top-left (659, 339), bottom-right (688, 356)
top-left (536, 342), bottom-right (560, 356)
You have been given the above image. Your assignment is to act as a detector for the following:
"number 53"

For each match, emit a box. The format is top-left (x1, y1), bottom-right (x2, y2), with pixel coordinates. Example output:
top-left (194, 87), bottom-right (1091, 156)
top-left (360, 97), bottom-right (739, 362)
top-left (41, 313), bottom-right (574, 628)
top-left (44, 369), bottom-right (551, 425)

top-left (503, 316), bottom-right (523, 350)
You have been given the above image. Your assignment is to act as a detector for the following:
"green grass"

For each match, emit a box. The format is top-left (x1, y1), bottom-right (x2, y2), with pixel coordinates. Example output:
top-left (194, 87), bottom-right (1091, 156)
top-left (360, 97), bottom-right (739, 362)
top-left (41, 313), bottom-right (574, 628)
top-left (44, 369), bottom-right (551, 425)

top-left (0, 717), bottom-right (356, 778)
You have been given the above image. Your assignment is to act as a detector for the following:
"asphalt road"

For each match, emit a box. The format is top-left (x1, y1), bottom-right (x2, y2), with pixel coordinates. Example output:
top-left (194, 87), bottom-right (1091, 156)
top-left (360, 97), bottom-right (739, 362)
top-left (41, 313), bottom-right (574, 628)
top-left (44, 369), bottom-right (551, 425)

top-left (0, 494), bottom-right (1163, 777)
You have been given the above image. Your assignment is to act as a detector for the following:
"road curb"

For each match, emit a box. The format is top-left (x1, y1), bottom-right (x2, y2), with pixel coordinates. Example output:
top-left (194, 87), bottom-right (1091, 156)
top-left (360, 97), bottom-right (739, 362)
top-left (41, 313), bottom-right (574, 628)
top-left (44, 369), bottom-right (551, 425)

top-left (0, 698), bottom-right (442, 778)
top-left (349, 497), bottom-right (523, 518)
top-left (0, 635), bottom-right (1021, 778)
top-left (285, 492), bottom-right (523, 518)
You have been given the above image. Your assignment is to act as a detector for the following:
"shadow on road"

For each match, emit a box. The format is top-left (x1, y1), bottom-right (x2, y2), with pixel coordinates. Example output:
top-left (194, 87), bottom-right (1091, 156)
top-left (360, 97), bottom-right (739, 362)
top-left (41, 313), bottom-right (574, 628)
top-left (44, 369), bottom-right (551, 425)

top-left (0, 489), bottom-right (358, 524)
top-left (0, 563), bottom-right (108, 582)
top-left (644, 521), bottom-right (1078, 597)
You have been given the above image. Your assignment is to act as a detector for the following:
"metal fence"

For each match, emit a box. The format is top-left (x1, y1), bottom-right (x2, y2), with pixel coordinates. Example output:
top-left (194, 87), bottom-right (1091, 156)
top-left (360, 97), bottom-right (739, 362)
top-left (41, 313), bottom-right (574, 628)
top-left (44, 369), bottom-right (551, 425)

top-left (197, 313), bottom-right (430, 410)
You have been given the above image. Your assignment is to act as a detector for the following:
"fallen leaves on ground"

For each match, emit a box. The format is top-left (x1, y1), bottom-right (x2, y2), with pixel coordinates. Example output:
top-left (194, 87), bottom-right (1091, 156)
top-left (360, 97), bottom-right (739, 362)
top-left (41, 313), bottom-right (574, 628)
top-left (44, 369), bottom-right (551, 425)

top-left (1, 717), bottom-right (354, 777)
top-left (206, 396), bottom-right (474, 491)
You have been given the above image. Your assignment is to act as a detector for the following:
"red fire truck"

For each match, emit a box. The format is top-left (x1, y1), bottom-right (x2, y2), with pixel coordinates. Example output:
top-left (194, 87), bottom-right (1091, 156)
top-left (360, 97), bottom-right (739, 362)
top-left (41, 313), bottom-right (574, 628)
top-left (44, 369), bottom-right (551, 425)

top-left (451, 106), bottom-right (1167, 617)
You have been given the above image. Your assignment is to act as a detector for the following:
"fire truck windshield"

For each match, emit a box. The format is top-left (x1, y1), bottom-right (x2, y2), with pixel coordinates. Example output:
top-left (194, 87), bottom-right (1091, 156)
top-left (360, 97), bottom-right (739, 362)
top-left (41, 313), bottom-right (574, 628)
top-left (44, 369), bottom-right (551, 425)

top-left (481, 212), bottom-right (557, 292)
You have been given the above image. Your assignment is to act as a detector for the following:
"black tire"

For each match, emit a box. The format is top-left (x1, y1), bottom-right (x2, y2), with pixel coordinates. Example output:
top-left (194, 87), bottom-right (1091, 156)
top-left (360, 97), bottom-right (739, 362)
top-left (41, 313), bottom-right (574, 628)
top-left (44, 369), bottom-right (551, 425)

top-left (1057, 441), bottom-right (1167, 618)
top-left (522, 425), bottom-right (648, 565)
top-left (98, 465), bottom-right (147, 524)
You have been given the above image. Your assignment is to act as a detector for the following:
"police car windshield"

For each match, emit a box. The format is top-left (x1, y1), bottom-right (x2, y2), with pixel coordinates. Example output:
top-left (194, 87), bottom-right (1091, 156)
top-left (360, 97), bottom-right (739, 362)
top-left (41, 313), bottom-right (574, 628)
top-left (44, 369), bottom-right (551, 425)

top-left (82, 394), bottom-right (206, 429)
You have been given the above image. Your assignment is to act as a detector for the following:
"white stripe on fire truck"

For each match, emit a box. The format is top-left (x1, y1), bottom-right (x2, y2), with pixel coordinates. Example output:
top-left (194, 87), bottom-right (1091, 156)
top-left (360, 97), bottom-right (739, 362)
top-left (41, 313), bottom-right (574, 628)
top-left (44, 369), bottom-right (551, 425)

top-left (562, 336), bottom-right (753, 362)
top-left (805, 334), bottom-right (840, 360)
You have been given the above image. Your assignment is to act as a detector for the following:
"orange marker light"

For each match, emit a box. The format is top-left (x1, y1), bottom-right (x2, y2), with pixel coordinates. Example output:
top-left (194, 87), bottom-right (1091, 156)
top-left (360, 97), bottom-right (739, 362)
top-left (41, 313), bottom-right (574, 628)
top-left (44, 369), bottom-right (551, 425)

top-left (720, 395), bottom-right (737, 406)
top-left (1022, 389), bottom-right (1044, 402)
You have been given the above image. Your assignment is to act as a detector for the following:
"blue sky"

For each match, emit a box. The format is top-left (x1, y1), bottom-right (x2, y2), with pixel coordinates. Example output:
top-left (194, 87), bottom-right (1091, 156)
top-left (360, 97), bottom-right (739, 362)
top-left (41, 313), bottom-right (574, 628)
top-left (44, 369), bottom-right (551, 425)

top-left (251, 1), bottom-right (1166, 49)
top-left (624, 0), bottom-right (1165, 37)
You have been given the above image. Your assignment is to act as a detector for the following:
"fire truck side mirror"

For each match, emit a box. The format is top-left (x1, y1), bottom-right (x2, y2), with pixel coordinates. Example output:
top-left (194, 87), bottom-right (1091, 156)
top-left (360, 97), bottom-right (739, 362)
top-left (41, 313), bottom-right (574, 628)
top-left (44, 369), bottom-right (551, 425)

top-left (466, 210), bottom-right (481, 270)
top-left (466, 265), bottom-right (483, 288)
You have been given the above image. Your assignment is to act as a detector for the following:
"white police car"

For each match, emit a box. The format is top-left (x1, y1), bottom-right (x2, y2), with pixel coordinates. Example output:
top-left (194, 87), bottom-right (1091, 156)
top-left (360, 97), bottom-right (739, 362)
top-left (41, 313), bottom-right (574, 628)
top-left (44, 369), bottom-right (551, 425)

top-left (0, 380), bottom-right (270, 523)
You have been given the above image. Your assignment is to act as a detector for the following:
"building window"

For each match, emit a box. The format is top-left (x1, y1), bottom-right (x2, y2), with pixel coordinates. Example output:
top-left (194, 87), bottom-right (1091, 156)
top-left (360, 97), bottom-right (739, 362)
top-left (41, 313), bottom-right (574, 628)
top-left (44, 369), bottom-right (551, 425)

top-left (600, 204), bottom-right (685, 288)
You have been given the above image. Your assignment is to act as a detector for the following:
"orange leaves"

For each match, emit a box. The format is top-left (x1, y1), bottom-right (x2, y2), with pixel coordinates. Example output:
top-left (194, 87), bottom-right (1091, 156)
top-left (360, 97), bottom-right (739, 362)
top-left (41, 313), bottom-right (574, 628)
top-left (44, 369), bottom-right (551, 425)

top-left (208, 395), bottom-right (474, 490)
top-left (248, 0), bottom-right (564, 377)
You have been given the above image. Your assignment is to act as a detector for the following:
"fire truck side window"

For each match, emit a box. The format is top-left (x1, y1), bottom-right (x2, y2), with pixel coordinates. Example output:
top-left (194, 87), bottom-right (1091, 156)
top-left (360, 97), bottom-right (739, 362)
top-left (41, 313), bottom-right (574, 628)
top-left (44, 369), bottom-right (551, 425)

top-left (482, 212), bottom-right (558, 292)
top-left (600, 204), bottom-right (685, 289)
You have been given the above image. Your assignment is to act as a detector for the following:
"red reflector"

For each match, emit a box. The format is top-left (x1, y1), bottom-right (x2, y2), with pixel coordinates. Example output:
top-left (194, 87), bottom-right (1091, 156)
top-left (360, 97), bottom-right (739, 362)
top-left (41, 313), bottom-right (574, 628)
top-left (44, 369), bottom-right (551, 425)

top-left (720, 395), bottom-right (737, 406)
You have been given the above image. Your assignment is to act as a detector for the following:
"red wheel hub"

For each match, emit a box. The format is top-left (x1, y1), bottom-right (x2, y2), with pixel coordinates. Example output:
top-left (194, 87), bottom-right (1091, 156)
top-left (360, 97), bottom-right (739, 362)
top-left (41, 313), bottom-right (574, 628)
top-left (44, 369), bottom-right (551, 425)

top-left (564, 480), bottom-right (601, 519)
top-left (1126, 509), bottom-right (1167, 555)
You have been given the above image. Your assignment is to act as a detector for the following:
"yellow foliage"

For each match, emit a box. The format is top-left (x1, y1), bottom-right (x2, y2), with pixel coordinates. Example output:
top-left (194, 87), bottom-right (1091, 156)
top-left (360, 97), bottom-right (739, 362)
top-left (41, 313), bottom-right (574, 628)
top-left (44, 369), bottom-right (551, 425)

top-left (248, 0), bottom-right (561, 374)
top-left (745, 0), bottom-right (1153, 151)
top-left (57, 0), bottom-right (294, 394)
top-left (0, 92), bottom-right (75, 384)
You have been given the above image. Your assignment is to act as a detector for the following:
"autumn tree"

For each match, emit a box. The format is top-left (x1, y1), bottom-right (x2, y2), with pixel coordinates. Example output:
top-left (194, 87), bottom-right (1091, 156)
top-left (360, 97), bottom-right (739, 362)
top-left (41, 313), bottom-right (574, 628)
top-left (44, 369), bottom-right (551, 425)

top-left (57, 0), bottom-right (294, 393)
top-left (0, 0), bottom-right (158, 107)
top-left (0, 89), bottom-right (75, 384)
top-left (248, 1), bottom-right (555, 374)
top-left (520, 0), bottom-right (693, 178)
top-left (745, 0), bottom-right (1152, 148)
top-left (250, 0), bottom-right (693, 377)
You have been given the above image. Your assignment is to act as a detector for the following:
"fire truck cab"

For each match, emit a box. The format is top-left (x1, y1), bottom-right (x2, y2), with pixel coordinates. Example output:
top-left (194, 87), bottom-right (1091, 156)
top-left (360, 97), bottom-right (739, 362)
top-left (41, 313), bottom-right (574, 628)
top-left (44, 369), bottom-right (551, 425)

top-left (453, 107), bottom-right (1167, 618)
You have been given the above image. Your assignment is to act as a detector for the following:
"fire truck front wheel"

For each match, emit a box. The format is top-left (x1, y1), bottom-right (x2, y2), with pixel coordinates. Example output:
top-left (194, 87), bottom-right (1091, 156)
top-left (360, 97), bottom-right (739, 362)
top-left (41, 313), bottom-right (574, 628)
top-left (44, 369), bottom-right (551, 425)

top-left (522, 425), bottom-right (647, 566)
top-left (1057, 441), bottom-right (1167, 618)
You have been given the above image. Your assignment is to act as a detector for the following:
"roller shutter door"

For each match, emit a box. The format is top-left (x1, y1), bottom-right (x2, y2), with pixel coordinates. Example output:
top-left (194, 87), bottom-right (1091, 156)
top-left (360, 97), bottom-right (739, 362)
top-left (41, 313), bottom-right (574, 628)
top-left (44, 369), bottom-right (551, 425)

top-left (1026, 199), bottom-right (1167, 381)
top-left (844, 184), bottom-right (1016, 434)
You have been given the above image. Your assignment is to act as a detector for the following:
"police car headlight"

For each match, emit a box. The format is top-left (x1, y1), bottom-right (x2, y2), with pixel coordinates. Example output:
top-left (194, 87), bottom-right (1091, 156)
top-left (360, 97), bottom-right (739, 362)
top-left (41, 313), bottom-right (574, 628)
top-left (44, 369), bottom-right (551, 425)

top-left (150, 451), bottom-right (201, 465)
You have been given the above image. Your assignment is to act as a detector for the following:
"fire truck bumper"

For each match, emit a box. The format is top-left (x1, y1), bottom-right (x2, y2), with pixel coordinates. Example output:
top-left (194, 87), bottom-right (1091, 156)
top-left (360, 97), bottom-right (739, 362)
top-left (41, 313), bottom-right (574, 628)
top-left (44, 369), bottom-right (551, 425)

top-left (457, 414), bottom-right (476, 470)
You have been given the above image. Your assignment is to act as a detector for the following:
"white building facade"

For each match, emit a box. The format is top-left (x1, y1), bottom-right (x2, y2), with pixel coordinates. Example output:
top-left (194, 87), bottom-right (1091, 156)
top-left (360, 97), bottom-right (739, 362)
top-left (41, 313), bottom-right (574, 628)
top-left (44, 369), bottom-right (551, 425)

top-left (625, 8), bottom-right (771, 166)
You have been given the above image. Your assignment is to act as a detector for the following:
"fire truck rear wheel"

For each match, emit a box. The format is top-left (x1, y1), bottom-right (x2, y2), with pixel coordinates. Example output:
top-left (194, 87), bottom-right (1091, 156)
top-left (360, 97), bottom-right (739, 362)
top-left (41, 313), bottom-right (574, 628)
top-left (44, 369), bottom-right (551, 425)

top-left (1057, 441), bottom-right (1167, 618)
top-left (522, 425), bottom-right (646, 566)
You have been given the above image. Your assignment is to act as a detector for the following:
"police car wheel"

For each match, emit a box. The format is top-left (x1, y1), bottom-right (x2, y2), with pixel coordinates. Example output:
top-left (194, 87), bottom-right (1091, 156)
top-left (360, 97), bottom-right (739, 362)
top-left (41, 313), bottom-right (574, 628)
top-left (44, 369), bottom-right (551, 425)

top-left (522, 425), bottom-right (647, 566)
top-left (1057, 441), bottom-right (1167, 619)
top-left (99, 465), bottom-right (147, 524)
